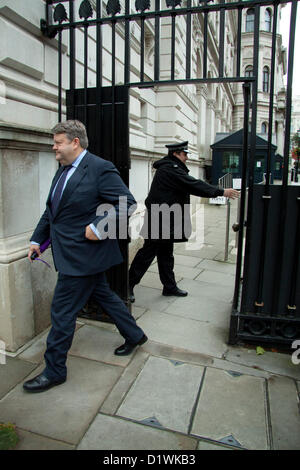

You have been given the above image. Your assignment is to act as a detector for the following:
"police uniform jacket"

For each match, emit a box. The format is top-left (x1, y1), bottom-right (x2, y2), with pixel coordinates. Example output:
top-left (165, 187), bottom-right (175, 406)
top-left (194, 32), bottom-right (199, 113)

top-left (141, 154), bottom-right (224, 242)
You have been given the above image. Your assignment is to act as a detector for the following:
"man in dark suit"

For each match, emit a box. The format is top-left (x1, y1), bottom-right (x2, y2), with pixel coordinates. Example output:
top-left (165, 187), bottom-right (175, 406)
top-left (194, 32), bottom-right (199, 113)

top-left (23, 120), bottom-right (147, 393)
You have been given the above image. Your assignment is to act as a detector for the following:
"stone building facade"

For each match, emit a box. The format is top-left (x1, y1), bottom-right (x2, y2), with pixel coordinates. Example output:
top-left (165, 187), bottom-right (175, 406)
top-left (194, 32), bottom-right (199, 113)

top-left (291, 95), bottom-right (300, 136)
top-left (232, 5), bottom-right (286, 154)
top-left (0, 0), bottom-right (287, 351)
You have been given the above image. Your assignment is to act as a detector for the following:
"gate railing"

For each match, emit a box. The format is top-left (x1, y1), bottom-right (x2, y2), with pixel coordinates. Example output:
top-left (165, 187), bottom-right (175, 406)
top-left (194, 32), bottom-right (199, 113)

top-left (41, 0), bottom-right (300, 347)
top-left (42, 0), bottom-right (260, 122)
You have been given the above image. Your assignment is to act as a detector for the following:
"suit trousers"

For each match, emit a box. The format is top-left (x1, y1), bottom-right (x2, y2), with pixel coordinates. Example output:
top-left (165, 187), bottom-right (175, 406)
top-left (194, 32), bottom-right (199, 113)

top-left (129, 239), bottom-right (176, 290)
top-left (44, 272), bottom-right (144, 381)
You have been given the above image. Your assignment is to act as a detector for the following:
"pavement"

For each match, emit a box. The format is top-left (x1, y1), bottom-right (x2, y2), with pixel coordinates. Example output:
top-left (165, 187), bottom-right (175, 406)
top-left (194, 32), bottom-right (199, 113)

top-left (0, 199), bottom-right (300, 451)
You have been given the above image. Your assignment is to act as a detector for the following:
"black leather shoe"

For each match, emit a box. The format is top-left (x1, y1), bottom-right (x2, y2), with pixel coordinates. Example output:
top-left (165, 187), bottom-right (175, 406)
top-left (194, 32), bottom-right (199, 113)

top-left (23, 373), bottom-right (66, 393)
top-left (129, 285), bottom-right (135, 303)
top-left (162, 287), bottom-right (188, 297)
top-left (114, 334), bottom-right (148, 356)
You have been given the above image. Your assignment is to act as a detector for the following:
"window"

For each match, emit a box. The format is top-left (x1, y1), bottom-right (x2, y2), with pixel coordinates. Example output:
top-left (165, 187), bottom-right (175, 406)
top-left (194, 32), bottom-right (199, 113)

top-left (245, 66), bottom-right (253, 99)
top-left (139, 100), bottom-right (148, 134)
top-left (265, 9), bottom-right (272, 32)
top-left (246, 9), bottom-right (255, 32)
top-left (245, 65), bottom-right (253, 77)
top-left (263, 67), bottom-right (269, 92)
top-left (261, 122), bottom-right (268, 134)
top-left (222, 152), bottom-right (240, 174)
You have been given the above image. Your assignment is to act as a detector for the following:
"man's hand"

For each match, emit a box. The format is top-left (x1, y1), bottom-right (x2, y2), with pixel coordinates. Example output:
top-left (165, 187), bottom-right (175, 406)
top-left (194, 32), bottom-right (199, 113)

top-left (28, 244), bottom-right (41, 262)
top-left (85, 225), bottom-right (99, 241)
top-left (224, 188), bottom-right (240, 199)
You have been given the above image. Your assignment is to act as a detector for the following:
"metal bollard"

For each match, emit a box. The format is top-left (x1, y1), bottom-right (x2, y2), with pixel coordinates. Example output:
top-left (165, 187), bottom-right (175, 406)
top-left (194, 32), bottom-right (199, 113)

top-left (224, 198), bottom-right (231, 261)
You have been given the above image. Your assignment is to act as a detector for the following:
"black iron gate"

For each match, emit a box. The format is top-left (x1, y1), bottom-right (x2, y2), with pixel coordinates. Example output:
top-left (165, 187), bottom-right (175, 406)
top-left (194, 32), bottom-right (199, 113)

top-left (66, 85), bottom-right (130, 318)
top-left (41, 0), bottom-right (299, 347)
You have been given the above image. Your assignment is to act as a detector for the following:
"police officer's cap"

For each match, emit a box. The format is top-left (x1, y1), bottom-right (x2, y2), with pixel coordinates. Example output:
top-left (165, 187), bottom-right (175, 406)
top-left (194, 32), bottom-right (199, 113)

top-left (165, 141), bottom-right (189, 153)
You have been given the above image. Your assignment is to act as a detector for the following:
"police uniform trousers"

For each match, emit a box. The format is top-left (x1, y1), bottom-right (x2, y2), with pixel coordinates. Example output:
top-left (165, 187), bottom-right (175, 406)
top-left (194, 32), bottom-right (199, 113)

top-left (129, 239), bottom-right (176, 291)
top-left (44, 272), bottom-right (144, 381)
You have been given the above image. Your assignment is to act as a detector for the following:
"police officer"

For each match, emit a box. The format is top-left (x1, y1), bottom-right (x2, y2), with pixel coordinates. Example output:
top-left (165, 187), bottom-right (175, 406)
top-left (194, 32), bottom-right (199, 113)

top-left (129, 141), bottom-right (239, 302)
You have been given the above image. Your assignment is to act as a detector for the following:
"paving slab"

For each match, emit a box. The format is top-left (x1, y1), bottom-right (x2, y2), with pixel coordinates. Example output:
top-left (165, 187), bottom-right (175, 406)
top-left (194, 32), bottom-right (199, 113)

top-left (177, 278), bottom-right (234, 303)
top-left (175, 244), bottom-right (221, 260)
top-left (203, 238), bottom-right (229, 249)
top-left (0, 356), bottom-right (122, 445)
top-left (174, 254), bottom-right (204, 267)
top-left (164, 294), bottom-right (232, 328)
top-left (205, 228), bottom-right (230, 238)
top-left (212, 358), bottom-right (272, 379)
top-left (69, 325), bottom-right (133, 367)
top-left (17, 331), bottom-right (48, 364)
top-left (15, 429), bottom-right (75, 450)
top-left (18, 322), bottom-right (83, 364)
top-left (78, 414), bottom-right (197, 450)
top-left (267, 375), bottom-right (300, 450)
top-left (196, 258), bottom-right (236, 275)
top-left (100, 351), bottom-right (150, 415)
top-left (194, 270), bottom-right (235, 287)
top-left (142, 341), bottom-right (214, 368)
top-left (139, 271), bottom-right (174, 290)
top-left (76, 318), bottom-right (116, 333)
top-left (225, 347), bottom-right (300, 380)
top-left (149, 263), bottom-right (203, 281)
top-left (197, 440), bottom-right (235, 450)
top-left (134, 285), bottom-right (178, 312)
top-left (0, 357), bottom-right (37, 399)
top-left (191, 367), bottom-right (269, 450)
top-left (137, 310), bottom-right (228, 358)
top-left (117, 356), bottom-right (204, 434)
top-left (132, 305), bottom-right (147, 320)
top-left (214, 251), bottom-right (237, 264)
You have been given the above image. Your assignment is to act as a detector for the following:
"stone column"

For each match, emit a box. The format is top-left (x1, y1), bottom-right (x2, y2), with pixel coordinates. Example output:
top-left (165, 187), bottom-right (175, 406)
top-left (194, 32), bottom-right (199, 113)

top-left (205, 99), bottom-right (216, 160)
top-left (196, 85), bottom-right (207, 157)
top-left (276, 120), bottom-right (284, 157)
top-left (0, 124), bottom-right (58, 352)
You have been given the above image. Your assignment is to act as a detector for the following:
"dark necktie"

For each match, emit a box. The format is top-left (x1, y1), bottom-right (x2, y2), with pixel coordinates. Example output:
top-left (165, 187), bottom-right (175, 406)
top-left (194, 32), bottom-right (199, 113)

top-left (51, 165), bottom-right (72, 215)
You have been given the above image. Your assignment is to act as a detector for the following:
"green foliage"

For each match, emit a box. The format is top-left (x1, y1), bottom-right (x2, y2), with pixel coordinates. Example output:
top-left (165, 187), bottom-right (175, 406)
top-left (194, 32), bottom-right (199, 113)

top-left (256, 346), bottom-right (265, 355)
top-left (0, 423), bottom-right (19, 450)
top-left (291, 132), bottom-right (300, 148)
top-left (291, 133), bottom-right (300, 161)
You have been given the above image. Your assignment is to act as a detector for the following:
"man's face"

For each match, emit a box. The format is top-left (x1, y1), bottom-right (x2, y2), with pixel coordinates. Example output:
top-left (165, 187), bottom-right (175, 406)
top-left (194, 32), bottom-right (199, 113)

top-left (53, 133), bottom-right (80, 165)
top-left (174, 150), bottom-right (188, 164)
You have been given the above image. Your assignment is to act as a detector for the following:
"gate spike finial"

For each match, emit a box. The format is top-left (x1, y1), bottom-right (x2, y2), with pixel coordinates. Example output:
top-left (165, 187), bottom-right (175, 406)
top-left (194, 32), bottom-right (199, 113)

top-left (165, 0), bottom-right (182, 8)
top-left (79, 0), bottom-right (94, 20)
top-left (135, 0), bottom-right (151, 13)
top-left (106, 0), bottom-right (121, 16)
top-left (53, 3), bottom-right (68, 23)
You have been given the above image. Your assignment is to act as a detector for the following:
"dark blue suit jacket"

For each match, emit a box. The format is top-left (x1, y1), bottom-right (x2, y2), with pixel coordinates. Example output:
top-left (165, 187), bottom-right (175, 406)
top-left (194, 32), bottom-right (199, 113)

top-left (31, 151), bottom-right (136, 276)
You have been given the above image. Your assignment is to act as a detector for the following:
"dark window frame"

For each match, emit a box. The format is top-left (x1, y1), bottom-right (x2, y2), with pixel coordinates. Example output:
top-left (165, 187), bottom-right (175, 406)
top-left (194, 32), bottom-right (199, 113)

top-left (265, 8), bottom-right (272, 32)
top-left (246, 8), bottom-right (255, 33)
top-left (263, 66), bottom-right (270, 92)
